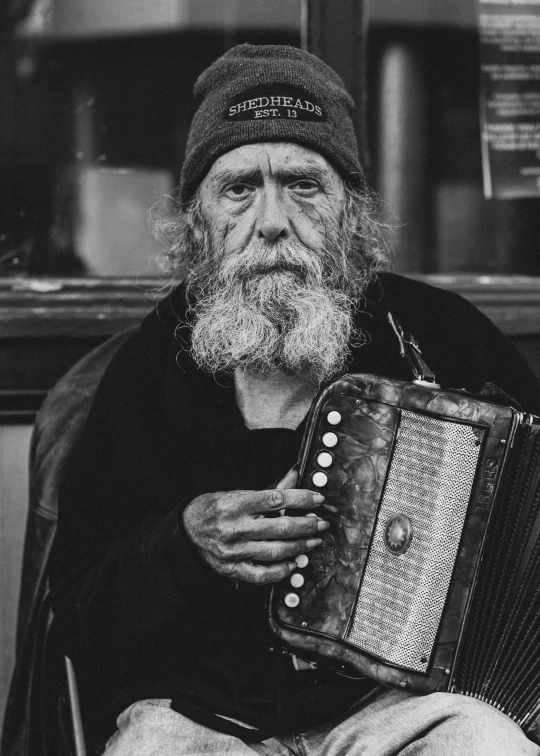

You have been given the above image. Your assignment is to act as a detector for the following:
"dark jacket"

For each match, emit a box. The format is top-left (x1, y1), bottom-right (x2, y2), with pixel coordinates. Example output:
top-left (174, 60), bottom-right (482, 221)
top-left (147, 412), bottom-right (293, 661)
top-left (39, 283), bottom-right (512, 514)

top-left (48, 273), bottom-right (540, 743)
top-left (1, 329), bottom-right (137, 756)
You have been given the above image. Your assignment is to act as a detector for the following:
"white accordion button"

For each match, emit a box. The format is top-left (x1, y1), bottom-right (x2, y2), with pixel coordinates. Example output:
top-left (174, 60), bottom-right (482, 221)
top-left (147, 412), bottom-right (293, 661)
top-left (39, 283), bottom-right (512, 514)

top-left (322, 431), bottom-right (338, 448)
top-left (284, 592), bottom-right (300, 608)
top-left (311, 471), bottom-right (328, 488)
top-left (290, 573), bottom-right (305, 588)
top-left (316, 451), bottom-right (333, 468)
top-left (295, 554), bottom-right (309, 569)
top-left (327, 410), bottom-right (342, 425)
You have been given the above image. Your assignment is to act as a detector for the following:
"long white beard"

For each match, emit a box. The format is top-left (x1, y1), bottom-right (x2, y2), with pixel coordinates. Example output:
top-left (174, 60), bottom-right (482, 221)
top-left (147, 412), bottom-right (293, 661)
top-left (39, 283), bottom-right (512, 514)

top-left (188, 239), bottom-right (361, 385)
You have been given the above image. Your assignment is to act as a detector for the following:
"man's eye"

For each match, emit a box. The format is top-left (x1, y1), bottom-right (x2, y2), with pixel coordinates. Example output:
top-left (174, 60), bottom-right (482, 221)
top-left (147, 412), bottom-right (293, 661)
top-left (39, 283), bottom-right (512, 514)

top-left (290, 180), bottom-right (319, 194)
top-left (225, 184), bottom-right (251, 198)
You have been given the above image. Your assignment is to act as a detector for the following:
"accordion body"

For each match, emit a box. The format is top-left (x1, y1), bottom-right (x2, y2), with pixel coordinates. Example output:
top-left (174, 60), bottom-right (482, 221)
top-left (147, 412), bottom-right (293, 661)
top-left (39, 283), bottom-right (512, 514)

top-left (270, 373), bottom-right (540, 742)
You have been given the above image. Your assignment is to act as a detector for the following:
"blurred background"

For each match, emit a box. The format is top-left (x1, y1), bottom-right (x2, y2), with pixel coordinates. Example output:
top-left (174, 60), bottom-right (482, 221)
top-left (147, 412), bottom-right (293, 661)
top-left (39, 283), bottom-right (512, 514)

top-left (2, 0), bottom-right (540, 280)
top-left (1, 0), bottom-right (540, 730)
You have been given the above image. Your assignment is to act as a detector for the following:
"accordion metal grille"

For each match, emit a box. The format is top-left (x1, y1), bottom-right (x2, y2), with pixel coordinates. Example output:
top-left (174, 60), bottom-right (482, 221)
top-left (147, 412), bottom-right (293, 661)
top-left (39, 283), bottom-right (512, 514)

top-left (346, 410), bottom-right (482, 672)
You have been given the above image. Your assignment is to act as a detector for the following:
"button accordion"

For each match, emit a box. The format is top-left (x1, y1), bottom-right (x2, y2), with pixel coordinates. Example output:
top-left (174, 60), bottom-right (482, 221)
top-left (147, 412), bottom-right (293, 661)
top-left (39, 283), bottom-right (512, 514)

top-left (270, 373), bottom-right (540, 743)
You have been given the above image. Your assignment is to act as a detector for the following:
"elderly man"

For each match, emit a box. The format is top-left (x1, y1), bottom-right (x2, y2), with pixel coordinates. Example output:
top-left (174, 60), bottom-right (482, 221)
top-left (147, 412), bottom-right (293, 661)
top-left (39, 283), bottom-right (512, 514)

top-left (50, 45), bottom-right (540, 755)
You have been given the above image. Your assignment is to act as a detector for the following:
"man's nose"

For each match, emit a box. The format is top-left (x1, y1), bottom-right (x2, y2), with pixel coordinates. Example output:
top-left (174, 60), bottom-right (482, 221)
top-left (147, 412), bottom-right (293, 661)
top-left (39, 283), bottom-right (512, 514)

top-left (255, 188), bottom-right (290, 242)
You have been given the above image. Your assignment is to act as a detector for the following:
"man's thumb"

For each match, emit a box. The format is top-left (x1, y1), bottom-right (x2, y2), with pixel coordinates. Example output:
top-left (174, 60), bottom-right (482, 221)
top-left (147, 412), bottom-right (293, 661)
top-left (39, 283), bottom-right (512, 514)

top-left (276, 466), bottom-right (298, 490)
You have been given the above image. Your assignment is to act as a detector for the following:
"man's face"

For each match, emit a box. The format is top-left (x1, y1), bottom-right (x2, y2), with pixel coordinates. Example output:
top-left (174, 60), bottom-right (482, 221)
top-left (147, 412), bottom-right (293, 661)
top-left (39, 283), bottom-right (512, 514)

top-left (198, 142), bottom-right (346, 259)
top-left (185, 142), bottom-right (367, 384)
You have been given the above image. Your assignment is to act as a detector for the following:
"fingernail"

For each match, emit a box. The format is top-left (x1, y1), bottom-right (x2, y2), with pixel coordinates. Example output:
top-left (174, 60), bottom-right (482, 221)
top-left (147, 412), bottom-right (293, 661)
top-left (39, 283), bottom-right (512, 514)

top-left (317, 520), bottom-right (330, 531)
top-left (312, 493), bottom-right (325, 504)
top-left (307, 538), bottom-right (322, 549)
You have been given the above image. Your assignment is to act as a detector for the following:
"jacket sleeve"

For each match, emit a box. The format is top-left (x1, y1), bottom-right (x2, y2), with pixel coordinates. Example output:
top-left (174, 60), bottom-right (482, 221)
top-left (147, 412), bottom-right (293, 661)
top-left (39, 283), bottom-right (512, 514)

top-left (48, 332), bottom-right (234, 697)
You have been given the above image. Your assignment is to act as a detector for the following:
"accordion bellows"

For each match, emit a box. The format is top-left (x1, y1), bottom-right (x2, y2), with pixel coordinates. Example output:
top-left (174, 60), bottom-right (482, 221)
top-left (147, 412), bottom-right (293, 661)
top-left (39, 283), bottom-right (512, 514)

top-left (269, 373), bottom-right (540, 743)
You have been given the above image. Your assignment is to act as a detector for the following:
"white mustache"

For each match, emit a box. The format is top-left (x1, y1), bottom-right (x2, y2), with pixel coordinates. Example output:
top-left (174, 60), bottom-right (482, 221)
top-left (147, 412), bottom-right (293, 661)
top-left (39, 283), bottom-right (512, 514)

top-left (183, 210), bottom-right (373, 383)
top-left (216, 241), bottom-right (325, 284)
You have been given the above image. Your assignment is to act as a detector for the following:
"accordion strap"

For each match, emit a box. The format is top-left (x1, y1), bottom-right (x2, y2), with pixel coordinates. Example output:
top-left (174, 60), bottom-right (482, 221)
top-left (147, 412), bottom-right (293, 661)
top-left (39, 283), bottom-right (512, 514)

top-left (388, 312), bottom-right (440, 387)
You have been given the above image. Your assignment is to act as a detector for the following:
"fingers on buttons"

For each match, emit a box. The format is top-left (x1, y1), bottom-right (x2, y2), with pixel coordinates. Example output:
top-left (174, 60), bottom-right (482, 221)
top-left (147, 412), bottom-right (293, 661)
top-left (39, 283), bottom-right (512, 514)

top-left (295, 554), bottom-right (309, 568)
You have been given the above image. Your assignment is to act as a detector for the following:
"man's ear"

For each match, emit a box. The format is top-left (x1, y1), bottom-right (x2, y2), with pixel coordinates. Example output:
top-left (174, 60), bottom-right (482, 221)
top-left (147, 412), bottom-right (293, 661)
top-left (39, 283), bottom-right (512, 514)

top-left (190, 211), bottom-right (205, 245)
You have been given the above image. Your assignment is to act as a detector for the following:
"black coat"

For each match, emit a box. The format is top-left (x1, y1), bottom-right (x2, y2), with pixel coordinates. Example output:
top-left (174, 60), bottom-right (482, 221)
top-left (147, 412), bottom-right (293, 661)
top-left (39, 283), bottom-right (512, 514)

top-left (1, 329), bottom-right (136, 756)
top-left (48, 273), bottom-right (540, 742)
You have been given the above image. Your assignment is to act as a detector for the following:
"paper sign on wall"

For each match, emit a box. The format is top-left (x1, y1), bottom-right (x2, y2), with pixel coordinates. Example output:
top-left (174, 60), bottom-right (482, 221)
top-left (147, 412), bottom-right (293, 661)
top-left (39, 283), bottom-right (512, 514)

top-left (479, 0), bottom-right (540, 198)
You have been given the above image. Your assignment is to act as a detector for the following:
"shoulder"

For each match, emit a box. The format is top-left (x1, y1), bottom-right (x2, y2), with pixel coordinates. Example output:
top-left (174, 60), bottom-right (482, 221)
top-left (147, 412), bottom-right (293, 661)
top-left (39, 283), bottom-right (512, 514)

top-left (87, 292), bottom-right (181, 424)
top-left (378, 272), bottom-right (494, 347)
top-left (99, 285), bottom-right (185, 385)
top-left (376, 273), bottom-right (540, 413)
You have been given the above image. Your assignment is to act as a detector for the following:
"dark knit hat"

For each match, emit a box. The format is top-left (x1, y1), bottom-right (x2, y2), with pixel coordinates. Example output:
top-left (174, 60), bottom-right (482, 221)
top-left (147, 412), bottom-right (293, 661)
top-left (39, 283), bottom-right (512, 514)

top-left (179, 44), bottom-right (364, 204)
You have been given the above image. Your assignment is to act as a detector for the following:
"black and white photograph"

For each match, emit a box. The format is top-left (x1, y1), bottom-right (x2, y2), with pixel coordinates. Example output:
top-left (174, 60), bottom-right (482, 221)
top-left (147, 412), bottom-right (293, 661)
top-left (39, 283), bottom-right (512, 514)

top-left (1, 1), bottom-right (540, 754)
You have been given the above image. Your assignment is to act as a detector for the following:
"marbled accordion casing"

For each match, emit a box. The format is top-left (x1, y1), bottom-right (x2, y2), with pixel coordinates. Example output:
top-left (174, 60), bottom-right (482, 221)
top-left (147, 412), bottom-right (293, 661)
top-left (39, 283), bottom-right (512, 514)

top-left (269, 373), bottom-right (540, 742)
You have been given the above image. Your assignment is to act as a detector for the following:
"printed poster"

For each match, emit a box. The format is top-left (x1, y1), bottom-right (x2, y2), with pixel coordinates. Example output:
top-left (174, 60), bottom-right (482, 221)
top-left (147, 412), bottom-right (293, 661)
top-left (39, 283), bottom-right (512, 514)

top-left (479, 0), bottom-right (540, 198)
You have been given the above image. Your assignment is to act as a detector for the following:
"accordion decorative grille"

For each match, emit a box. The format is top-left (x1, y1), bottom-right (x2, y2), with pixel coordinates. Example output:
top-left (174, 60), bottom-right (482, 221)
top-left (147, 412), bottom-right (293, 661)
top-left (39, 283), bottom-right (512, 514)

top-left (346, 410), bottom-right (483, 672)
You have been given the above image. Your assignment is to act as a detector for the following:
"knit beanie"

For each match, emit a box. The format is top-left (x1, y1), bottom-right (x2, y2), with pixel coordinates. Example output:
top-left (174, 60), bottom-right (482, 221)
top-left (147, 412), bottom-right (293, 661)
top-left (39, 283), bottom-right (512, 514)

top-left (179, 44), bottom-right (364, 204)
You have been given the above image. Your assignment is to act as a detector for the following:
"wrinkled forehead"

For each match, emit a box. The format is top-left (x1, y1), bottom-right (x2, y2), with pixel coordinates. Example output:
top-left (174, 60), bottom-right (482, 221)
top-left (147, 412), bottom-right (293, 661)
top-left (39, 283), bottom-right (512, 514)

top-left (202, 142), bottom-right (345, 191)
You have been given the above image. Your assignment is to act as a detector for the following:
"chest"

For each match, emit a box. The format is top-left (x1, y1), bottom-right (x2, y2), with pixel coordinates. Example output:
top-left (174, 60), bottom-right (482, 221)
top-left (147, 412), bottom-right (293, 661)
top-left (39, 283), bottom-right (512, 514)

top-left (234, 371), bottom-right (317, 430)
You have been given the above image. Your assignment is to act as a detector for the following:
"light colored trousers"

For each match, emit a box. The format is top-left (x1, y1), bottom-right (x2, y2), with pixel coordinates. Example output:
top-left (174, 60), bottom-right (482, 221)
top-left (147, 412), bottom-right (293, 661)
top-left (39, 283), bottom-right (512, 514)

top-left (102, 688), bottom-right (540, 755)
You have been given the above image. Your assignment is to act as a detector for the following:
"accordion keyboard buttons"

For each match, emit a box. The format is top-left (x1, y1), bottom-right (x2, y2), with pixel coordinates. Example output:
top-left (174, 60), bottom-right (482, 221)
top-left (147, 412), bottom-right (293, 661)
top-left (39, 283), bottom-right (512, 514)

top-left (322, 431), bottom-right (338, 448)
top-left (316, 451), bottom-right (333, 468)
top-left (295, 554), bottom-right (309, 569)
top-left (327, 411), bottom-right (342, 425)
top-left (284, 592), bottom-right (300, 608)
top-left (311, 471), bottom-right (328, 487)
top-left (290, 573), bottom-right (305, 588)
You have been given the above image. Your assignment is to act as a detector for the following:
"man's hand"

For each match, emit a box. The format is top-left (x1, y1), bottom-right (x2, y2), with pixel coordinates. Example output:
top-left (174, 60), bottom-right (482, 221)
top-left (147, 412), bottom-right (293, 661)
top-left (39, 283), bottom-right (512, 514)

top-left (182, 468), bottom-right (329, 585)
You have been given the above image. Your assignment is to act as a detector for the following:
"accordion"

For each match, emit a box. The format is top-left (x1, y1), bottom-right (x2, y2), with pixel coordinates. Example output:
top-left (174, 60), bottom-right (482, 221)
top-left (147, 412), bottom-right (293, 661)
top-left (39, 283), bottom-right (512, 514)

top-left (270, 373), bottom-right (540, 743)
